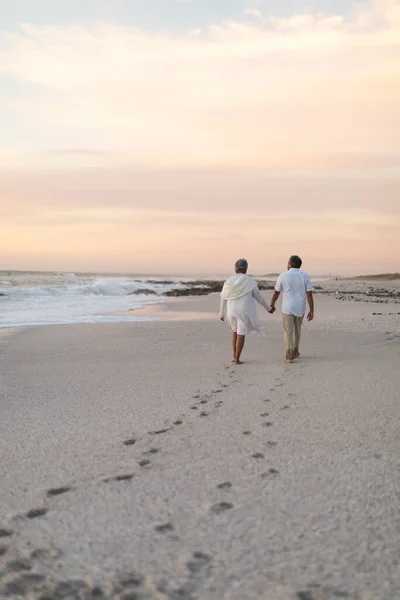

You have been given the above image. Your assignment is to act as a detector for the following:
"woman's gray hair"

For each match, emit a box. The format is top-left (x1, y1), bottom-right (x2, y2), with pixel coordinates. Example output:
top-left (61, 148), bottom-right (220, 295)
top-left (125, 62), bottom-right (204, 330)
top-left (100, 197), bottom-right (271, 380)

top-left (235, 258), bottom-right (248, 273)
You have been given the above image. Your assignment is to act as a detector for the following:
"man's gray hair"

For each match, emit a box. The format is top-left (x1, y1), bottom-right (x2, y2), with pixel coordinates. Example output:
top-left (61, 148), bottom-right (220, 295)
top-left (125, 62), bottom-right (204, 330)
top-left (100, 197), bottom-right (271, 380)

top-left (235, 258), bottom-right (248, 273)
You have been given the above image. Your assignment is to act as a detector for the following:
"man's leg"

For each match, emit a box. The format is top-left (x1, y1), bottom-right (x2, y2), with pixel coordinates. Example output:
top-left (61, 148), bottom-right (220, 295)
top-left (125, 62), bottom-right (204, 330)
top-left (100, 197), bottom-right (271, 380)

top-left (232, 332), bottom-right (237, 361)
top-left (293, 316), bottom-right (304, 358)
top-left (282, 314), bottom-right (295, 362)
top-left (235, 334), bottom-right (246, 364)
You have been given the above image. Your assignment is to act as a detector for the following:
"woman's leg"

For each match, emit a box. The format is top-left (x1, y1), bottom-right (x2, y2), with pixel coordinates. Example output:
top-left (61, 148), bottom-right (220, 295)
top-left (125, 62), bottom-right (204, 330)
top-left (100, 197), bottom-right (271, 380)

top-left (235, 334), bottom-right (246, 364)
top-left (232, 332), bottom-right (237, 361)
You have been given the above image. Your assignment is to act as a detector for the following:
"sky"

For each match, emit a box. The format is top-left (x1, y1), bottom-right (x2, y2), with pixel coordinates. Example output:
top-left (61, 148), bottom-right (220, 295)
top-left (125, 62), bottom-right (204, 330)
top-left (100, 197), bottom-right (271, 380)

top-left (1, 0), bottom-right (399, 275)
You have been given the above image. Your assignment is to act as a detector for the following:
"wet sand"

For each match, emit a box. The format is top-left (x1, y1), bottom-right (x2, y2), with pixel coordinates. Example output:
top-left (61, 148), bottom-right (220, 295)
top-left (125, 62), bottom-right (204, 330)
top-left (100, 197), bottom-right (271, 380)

top-left (1, 292), bottom-right (400, 599)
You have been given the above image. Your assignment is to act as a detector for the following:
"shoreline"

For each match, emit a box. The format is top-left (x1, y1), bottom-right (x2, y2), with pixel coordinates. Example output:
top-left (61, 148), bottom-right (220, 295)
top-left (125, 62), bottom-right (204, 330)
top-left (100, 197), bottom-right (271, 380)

top-left (2, 277), bottom-right (400, 331)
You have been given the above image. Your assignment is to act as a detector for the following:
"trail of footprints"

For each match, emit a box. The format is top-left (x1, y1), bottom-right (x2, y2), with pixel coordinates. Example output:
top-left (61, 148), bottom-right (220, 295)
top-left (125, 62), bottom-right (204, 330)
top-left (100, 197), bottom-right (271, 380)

top-left (0, 366), bottom-right (308, 599)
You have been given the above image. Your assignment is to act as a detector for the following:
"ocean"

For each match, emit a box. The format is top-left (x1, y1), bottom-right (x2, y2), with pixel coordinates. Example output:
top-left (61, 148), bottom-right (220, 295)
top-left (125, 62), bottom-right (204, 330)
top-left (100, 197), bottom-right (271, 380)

top-left (0, 271), bottom-right (192, 328)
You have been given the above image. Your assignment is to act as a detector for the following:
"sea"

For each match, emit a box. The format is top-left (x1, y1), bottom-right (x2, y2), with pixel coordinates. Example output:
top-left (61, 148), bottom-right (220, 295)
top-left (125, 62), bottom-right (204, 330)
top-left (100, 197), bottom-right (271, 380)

top-left (0, 271), bottom-right (197, 329)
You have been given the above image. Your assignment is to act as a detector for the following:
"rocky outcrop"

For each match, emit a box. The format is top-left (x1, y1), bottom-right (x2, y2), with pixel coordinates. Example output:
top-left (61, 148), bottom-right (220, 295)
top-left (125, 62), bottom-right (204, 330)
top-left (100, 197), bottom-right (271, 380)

top-left (163, 280), bottom-right (274, 297)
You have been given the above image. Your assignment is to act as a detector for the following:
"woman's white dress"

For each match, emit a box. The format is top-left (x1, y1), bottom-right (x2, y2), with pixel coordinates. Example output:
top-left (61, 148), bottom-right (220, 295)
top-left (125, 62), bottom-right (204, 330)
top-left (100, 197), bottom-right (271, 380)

top-left (219, 274), bottom-right (270, 335)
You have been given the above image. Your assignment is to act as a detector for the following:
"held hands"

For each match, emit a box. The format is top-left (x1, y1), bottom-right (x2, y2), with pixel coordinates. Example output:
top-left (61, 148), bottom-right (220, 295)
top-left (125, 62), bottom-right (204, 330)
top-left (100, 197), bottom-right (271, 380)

top-left (220, 317), bottom-right (225, 321)
top-left (268, 306), bottom-right (276, 314)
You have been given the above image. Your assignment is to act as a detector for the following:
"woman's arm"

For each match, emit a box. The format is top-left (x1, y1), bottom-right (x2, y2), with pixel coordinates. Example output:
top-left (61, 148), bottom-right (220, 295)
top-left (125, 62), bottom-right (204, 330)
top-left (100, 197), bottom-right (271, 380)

top-left (220, 298), bottom-right (228, 320)
top-left (252, 287), bottom-right (271, 311)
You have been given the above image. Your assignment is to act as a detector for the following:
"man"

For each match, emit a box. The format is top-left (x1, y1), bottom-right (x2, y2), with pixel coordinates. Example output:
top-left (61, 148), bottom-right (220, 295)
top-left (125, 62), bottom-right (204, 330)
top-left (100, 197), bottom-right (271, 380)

top-left (269, 255), bottom-right (314, 363)
top-left (220, 259), bottom-right (271, 364)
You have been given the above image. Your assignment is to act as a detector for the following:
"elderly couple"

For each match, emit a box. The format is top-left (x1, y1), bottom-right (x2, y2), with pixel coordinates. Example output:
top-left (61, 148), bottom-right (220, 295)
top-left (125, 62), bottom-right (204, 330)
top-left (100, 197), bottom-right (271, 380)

top-left (220, 256), bottom-right (314, 364)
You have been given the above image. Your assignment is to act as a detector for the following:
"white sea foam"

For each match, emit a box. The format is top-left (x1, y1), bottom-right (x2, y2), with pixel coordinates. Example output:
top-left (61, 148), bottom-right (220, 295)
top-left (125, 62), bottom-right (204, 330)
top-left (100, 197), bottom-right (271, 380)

top-left (0, 273), bottom-right (185, 328)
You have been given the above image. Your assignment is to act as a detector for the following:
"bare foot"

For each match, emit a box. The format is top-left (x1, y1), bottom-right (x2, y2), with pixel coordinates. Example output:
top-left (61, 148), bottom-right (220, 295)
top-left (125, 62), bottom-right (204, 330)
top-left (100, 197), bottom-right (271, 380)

top-left (285, 359), bottom-right (293, 364)
top-left (232, 357), bottom-right (236, 363)
top-left (235, 359), bottom-right (243, 365)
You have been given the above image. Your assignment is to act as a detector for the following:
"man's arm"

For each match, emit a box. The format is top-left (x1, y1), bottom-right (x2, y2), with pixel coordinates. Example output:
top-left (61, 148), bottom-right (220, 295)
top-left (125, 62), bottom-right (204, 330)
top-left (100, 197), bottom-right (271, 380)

top-left (306, 291), bottom-right (314, 321)
top-left (269, 290), bottom-right (280, 313)
top-left (220, 298), bottom-right (227, 321)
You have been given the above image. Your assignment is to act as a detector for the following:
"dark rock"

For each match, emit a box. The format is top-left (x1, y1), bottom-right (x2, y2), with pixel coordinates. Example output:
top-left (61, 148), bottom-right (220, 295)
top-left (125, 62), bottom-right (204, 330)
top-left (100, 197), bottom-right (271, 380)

top-left (164, 287), bottom-right (212, 297)
top-left (128, 289), bottom-right (157, 295)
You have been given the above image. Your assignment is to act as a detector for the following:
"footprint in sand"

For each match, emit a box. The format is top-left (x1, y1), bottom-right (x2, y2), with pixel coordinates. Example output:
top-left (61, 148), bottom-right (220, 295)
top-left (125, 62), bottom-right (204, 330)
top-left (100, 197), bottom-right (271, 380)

top-left (144, 448), bottom-right (159, 455)
top-left (266, 441), bottom-right (278, 447)
top-left (104, 474), bottom-right (134, 483)
top-left (261, 468), bottom-right (279, 478)
top-left (252, 453), bottom-right (264, 459)
top-left (187, 551), bottom-right (213, 574)
top-left (199, 412), bottom-right (208, 417)
top-left (190, 406), bottom-right (198, 410)
top-left (154, 522), bottom-right (174, 533)
top-left (269, 388), bottom-right (276, 392)
top-left (281, 405), bottom-right (291, 410)
top-left (6, 558), bottom-right (33, 573)
top-left (262, 422), bottom-right (274, 428)
top-left (192, 395), bottom-right (200, 399)
top-left (149, 428), bottom-right (169, 435)
top-left (288, 393), bottom-right (296, 397)
top-left (26, 508), bottom-right (48, 519)
top-left (217, 482), bottom-right (232, 489)
top-left (123, 438), bottom-right (136, 446)
top-left (138, 459), bottom-right (151, 468)
top-left (210, 502), bottom-right (234, 514)
top-left (264, 399), bottom-right (272, 403)
top-left (242, 431), bottom-right (251, 435)
top-left (260, 412), bottom-right (269, 417)
top-left (46, 487), bottom-right (71, 497)
top-left (199, 399), bottom-right (208, 405)
top-left (0, 529), bottom-right (13, 538)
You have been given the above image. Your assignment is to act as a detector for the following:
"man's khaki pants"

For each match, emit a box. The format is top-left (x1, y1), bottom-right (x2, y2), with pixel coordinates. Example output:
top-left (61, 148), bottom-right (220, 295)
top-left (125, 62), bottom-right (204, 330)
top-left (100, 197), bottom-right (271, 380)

top-left (282, 314), bottom-right (304, 360)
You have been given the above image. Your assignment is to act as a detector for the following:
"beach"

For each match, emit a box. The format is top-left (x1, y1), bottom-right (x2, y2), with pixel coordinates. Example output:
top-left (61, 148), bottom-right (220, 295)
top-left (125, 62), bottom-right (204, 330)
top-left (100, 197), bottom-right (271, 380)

top-left (1, 290), bottom-right (400, 599)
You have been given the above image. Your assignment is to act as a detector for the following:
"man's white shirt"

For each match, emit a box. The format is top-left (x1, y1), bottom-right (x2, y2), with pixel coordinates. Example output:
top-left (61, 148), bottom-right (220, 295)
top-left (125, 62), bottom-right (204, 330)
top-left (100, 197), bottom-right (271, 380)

top-left (275, 269), bottom-right (313, 317)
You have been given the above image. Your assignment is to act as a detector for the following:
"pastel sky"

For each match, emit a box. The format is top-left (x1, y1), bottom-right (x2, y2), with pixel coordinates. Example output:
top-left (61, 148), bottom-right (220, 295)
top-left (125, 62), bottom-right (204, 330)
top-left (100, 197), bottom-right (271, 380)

top-left (1, 0), bottom-right (399, 275)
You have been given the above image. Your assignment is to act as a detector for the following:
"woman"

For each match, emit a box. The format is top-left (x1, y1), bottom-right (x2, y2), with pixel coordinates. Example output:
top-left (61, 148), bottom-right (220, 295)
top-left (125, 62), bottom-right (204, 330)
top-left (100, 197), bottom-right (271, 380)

top-left (220, 259), bottom-right (271, 364)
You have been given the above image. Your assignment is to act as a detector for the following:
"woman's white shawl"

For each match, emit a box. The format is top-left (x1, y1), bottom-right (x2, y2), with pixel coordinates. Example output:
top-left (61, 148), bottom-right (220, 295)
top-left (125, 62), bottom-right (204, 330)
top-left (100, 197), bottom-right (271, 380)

top-left (220, 274), bottom-right (258, 301)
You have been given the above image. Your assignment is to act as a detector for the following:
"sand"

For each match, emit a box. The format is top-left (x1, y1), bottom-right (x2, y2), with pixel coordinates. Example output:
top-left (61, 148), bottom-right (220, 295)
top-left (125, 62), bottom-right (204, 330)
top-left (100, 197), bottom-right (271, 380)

top-left (1, 290), bottom-right (400, 599)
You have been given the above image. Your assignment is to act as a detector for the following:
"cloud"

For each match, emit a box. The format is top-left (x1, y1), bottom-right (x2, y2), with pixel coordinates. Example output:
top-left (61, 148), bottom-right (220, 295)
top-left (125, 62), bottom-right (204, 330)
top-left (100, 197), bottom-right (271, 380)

top-left (0, 0), bottom-right (399, 273)
top-left (245, 8), bottom-right (263, 18)
top-left (0, 0), bottom-right (398, 172)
